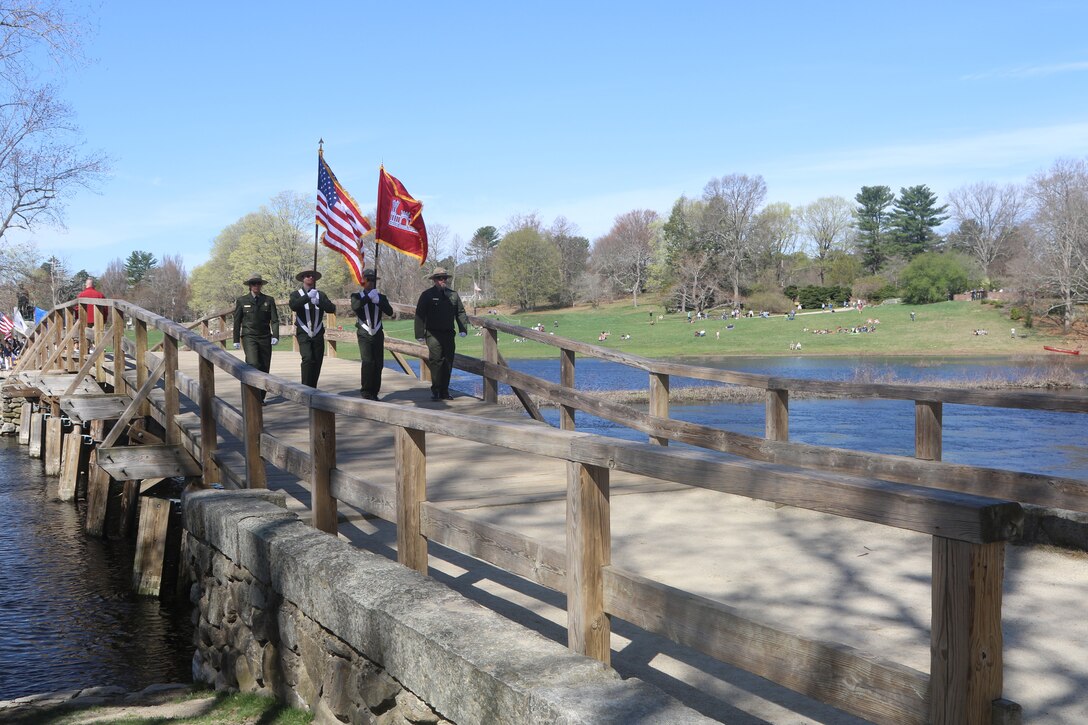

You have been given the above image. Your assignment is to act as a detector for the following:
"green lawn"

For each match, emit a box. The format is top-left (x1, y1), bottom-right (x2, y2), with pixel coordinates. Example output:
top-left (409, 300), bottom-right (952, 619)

top-left (129, 297), bottom-right (1076, 362)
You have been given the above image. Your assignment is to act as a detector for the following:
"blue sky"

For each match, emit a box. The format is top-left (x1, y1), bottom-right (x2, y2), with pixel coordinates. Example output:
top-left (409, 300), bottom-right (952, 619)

top-left (17, 0), bottom-right (1088, 275)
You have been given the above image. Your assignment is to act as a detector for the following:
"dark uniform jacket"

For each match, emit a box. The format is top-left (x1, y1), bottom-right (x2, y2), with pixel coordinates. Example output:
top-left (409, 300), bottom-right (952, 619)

top-left (288, 288), bottom-right (336, 341)
top-left (233, 292), bottom-right (280, 342)
top-left (414, 286), bottom-right (470, 338)
top-left (351, 290), bottom-right (394, 336)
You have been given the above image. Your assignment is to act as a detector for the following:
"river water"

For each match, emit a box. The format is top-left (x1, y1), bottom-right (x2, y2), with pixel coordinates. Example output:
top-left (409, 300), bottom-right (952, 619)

top-left (451, 355), bottom-right (1088, 479)
top-left (0, 437), bottom-right (193, 701)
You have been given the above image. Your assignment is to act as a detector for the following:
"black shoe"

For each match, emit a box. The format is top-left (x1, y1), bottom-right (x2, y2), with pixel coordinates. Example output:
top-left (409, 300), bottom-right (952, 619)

top-left (361, 392), bottom-right (377, 400)
top-left (442, 394), bottom-right (454, 400)
top-left (430, 393), bottom-right (440, 401)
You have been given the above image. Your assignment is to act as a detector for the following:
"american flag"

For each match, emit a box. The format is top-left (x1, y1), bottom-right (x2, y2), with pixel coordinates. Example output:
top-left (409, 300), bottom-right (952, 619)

top-left (317, 153), bottom-right (372, 284)
top-left (0, 313), bottom-right (13, 339)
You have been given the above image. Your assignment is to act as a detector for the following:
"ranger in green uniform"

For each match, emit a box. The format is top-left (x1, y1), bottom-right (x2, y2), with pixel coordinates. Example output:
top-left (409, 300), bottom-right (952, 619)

top-left (350, 268), bottom-right (394, 400)
top-left (233, 273), bottom-right (280, 402)
top-left (414, 267), bottom-right (470, 400)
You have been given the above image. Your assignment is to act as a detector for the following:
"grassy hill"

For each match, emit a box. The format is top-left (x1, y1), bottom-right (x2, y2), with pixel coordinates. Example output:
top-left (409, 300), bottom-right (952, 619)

top-left (378, 297), bottom-right (1084, 361)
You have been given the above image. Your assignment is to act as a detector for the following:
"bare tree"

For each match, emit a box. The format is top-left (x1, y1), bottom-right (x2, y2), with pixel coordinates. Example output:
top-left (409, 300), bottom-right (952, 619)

top-left (593, 209), bottom-right (659, 307)
top-left (946, 181), bottom-right (1025, 278)
top-left (1027, 158), bottom-right (1088, 332)
top-left (0, 4), bottom-right (108, 242)
top-left (142, 254), bottom-right (191, 321)
top-left (671, 249), bottom-right (719, 313)
top-left (799, 196), bottom-right (854, 285)
top-left (701, 174), bottom-right (766, 303)
top-left (753, 201), bottom-right (800, 288)
top-left (548, 216), bottom-right (588, 307)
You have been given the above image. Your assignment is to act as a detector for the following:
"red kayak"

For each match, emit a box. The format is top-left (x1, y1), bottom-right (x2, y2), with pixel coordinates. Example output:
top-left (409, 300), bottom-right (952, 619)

top-left (1043, 346), bottom-right (1082, 355)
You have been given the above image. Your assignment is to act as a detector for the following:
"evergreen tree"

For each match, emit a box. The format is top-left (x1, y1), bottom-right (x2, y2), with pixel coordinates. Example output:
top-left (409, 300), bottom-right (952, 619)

top-left (853, 185), bottom-right (895, 273)
top-left (889, 185), bottom-right (949, 259)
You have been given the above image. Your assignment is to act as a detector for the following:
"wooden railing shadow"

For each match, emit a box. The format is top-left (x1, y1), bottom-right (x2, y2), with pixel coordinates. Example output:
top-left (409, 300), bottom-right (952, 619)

top-left (17, 297), bottom-right (1065, 724)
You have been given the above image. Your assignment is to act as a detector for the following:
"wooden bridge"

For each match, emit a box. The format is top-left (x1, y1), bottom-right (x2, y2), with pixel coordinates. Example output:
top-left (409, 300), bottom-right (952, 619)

top-left (7, 296), bottom-right (1088, 724)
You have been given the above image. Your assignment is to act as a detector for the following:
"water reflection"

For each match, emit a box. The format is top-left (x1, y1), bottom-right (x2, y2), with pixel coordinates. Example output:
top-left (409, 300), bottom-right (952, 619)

top-left (0, 438), bottom-right (192, 700)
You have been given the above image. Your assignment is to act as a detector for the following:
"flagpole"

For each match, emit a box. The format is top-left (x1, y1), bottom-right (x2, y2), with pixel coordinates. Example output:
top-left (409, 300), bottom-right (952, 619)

top-left (314, 139), bottom-right (324, 274)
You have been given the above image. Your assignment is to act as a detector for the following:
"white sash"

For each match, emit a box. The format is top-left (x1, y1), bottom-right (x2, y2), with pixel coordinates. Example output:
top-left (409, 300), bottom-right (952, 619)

top-left (295, 288), bottom-right (325, 337)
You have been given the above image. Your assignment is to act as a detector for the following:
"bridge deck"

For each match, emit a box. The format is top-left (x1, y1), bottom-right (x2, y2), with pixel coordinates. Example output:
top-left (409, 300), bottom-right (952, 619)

top-left (166, 349), bottom-right (1086, 725)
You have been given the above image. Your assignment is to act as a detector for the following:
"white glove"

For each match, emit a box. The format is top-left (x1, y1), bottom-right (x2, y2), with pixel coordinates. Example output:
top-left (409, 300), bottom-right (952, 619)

top-left (368, 289), bottom-right (380, 302)
top-left (458, 331), bottom-right (467, 337)
top-left (233, 342), bottom-right (240, 350)
top-left (416, 337), bottom-right (426, 343)
top-left (308, 289), bottom-right (319, 302)
top-left (271, 337), bottom-right (278, 345)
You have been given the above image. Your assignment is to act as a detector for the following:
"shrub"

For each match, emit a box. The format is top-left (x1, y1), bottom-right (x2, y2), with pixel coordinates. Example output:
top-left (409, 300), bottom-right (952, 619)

top-left (900, 252), bottom-right (974, 304)
top-left (745, 291), bottom-right (793, 314)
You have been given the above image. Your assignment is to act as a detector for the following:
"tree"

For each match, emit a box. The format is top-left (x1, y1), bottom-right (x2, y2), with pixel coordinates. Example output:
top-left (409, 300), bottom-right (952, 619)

top-left (854, 186), bottom-right (895, 273)
top-left (888, 184), bottom-right (949, 259)
top-left (593, 209), bottom-right (659, 307)
top-left (124, 250), bottom-right (157, 288)
top-left (0, 4), bottom-right (108, 244)
top-left (751, 202), bottom-right (799, 289)
top-left (900, 252), bottom-right (976, 304)
top-left (799, 196), bottom-right (853, 284)
top-left (547, 216), bottom-right (588, 307)
top-left (701, 174), bottom-right (767, 303)
top-left (946, 182), bottom-right (1025, 279)
top-left (138, 254), bottom-right (190, 320)
top-left (492, 226), bottom-right (561, 309)
top-left (465, 225), bottom-right (500, 299)
top-left (1027, 158), bottom-right (1088, 332)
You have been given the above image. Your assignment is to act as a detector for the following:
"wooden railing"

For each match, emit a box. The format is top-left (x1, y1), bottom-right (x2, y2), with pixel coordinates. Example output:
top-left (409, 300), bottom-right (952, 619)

top-left (16, 298), bottom-right (1052, 724)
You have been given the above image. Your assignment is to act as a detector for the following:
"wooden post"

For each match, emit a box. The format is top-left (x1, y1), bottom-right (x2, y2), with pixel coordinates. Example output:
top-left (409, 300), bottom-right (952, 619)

top-left (94, 306), bottom-right (105, 382)
top-left (58, 431), bottom-right (83, 500)
top-left (218, 314), bottom-right (228, 348)
top-left (162, 333), bottom-right (179, 444)
top-left (44, 416), bottom-right (64, 476)
top-left (112, 310), bottom-right (125, 392)
top-left (483, 327), bottom-right (498, 403)
top-left (560, 348), bottom-right (576, 431)
top-left (766, 388), bottom-right (789, 442)
top-left (85, 449), bottom-right (112, 537)
top-left (198, 357), bottom-right (220, 484)
top-left (648, 372), bottom-right (670, 446)
top-left (310, 407), bottom-right (337, 534)
top-left (930, 537), bottom-right (1005, 725)
top-left (241, 382), bottom-right (266, 489)
top-left (566, 461), bottom-right (610, 664)
top-left (132, 496), bottom-right (172, 595)
top-left (916, 400), bottom-right (942, 461)
top-left (326, 313), bottom-right (338, 358)
top-left (77, 303), bottom-right (88, 374)
top-left (28, 412), bottom-right (44, 458)
top-left (64, 306), bottom-right (76, 372)
top-left (395, 425), bottom-right (427, 574)
top-left (18, 402), bottom-right (31, 445)
top-left (135, 318), bottom-right (148, 416)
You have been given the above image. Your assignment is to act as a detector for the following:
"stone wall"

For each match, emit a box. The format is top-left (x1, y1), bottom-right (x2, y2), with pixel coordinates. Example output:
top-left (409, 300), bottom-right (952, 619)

top-left (1, 391), bottom-right (23, 436)
top-left (183, 489), bottom-right (715, 725)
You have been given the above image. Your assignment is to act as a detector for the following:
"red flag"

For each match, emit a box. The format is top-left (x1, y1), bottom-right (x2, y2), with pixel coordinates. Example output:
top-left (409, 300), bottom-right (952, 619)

top-left (376, 166), bottom-right (427, 264)
top-left (317, 152), bottom-right (372, 284)
top-left (0, 313), bottom-right (12, 339)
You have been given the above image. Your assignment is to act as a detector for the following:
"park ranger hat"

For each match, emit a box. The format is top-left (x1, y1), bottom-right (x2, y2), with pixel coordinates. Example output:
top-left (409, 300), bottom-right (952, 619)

top-left (295, 270), bottom-right (323, 282)
top-left (361, 268), bottom-right (379, 280)
top-left (428, 267), bottom-right (450, 279)
top-left (243, 273), bottom-right (268, 286)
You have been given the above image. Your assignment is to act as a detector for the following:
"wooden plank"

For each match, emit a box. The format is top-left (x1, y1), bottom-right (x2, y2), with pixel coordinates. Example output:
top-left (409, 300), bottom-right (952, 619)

top-left (162, 333), bottom-right (179, 444)
top-left (395, 426), bottom-right (428, 574)
top-left (389, 349), bottom-right (416, 377)
top-left (44, 416), bottom-right (64, 476)
top-left (495, 349), bottom-right (545, 423)
top-left (570, 437), bottom-right (1024, 543)
top-left (310, 407), bottom-right (337, 534)
top-left (59, 394), bottom-right (131, 423)
top-left (603, 566), bottom-right (928, 725)
top-left (132, 496), bottom-right (172, 595)
top-left (482, 327), bottom-right (498, 403)
top-left (118, 480), bottom-right (139, 537)
top-left (930, 538), bottom-right (1005, 725)
top-left (62, 319), bottom-right (114, 395)
top-left (567, 461), bottom-right (610, 664)
top-left (330, 469), bottom-right (396, 522)
top-left (101, 357), bottom-right (167, 449)
top-left (134, 318), bottom-right (148, 417)
top-left (112, 312), bottom-right (125, 392)
top-left (560, 348), bottom-right (575, 431)
top-left (57, 431), bottom-right (83, 501)
top-left (96, 444), bottom-right (202, 480)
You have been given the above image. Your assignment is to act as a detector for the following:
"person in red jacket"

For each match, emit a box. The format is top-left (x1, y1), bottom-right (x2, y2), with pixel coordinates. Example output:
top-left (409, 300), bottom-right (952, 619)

top-left (76, 278), bottom-right (108, 326)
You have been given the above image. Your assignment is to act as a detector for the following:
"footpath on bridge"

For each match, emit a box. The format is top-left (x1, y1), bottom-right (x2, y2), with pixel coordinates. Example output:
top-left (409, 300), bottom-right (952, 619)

top-left (172, 349), bottom-right (1088, 725)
